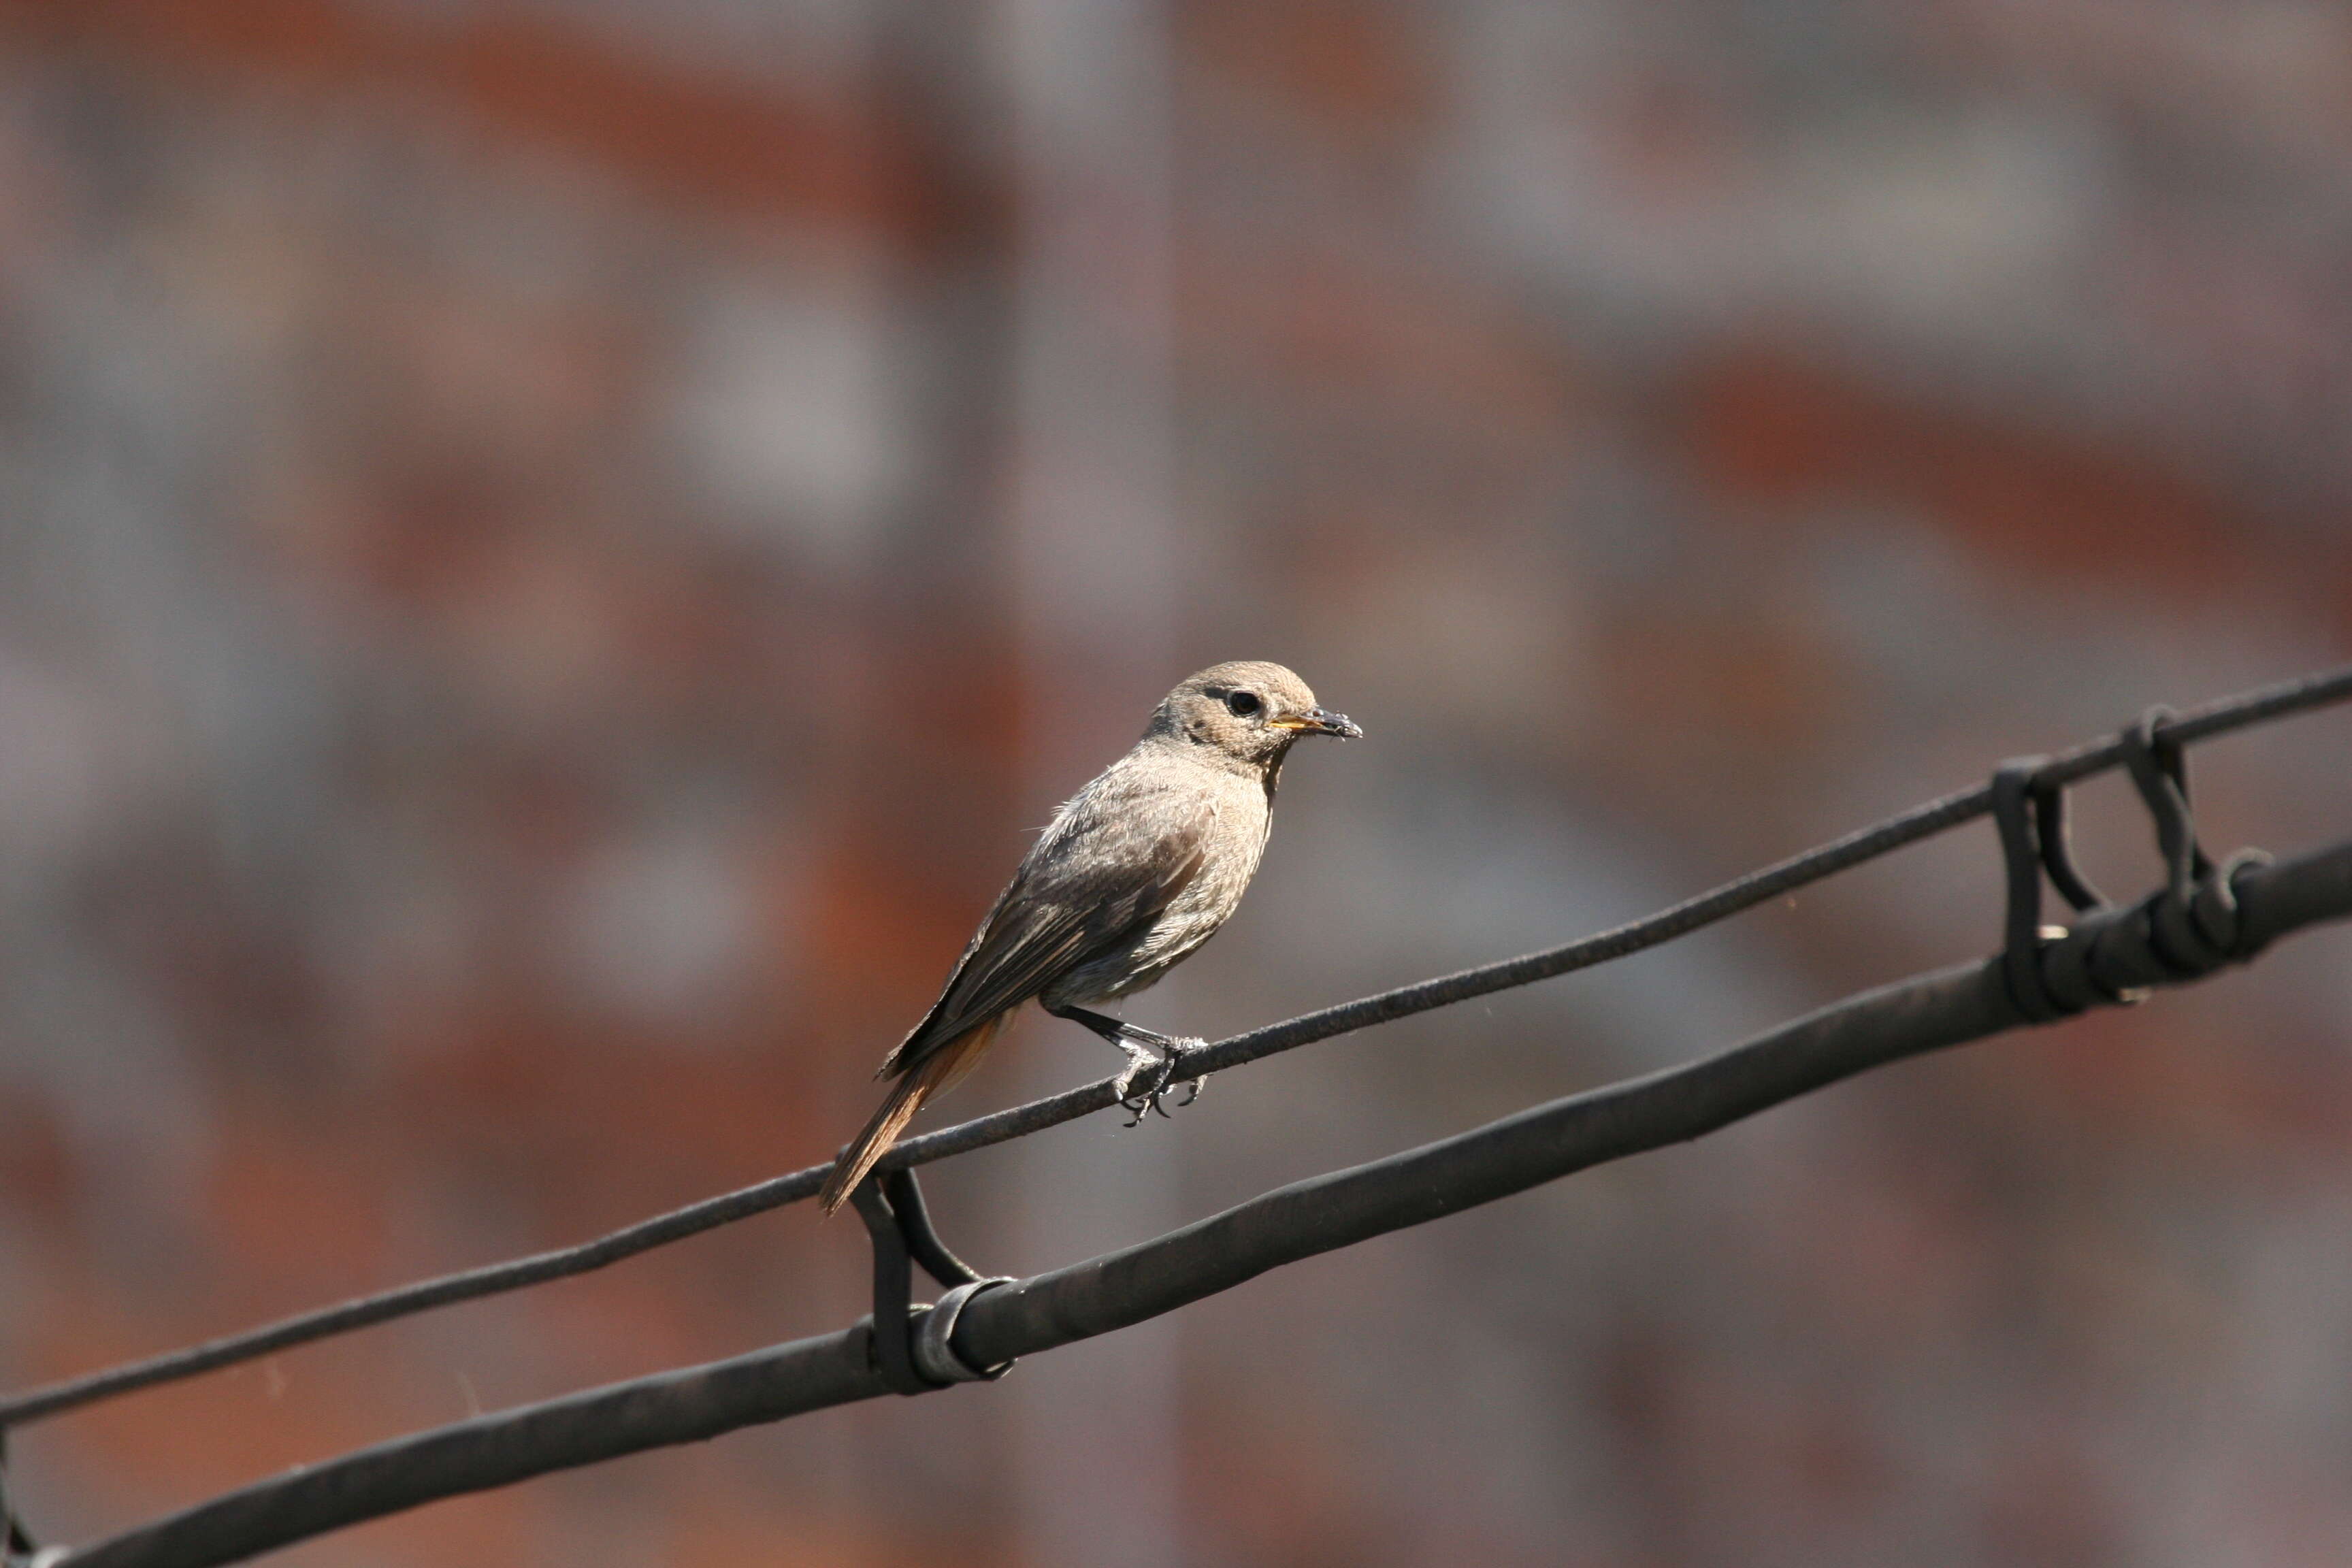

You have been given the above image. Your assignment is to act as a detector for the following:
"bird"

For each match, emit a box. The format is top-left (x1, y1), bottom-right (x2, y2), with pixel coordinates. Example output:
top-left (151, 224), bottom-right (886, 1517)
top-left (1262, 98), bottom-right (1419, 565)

top-left (816, 660), bottom-right (1361, 1214)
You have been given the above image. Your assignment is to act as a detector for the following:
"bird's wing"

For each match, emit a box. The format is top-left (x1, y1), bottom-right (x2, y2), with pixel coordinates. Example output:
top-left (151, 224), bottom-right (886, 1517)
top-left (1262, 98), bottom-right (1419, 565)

top-left (877, 776), bottom-right (1207, 1080)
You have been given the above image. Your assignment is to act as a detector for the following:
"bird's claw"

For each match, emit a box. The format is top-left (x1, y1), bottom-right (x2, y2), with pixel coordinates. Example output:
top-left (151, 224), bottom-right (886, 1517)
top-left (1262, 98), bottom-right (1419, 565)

top-left (1115, 1038), bottom-right (1207, 1127)
top-left (1111, 1041), bottom-right (1158, 1100)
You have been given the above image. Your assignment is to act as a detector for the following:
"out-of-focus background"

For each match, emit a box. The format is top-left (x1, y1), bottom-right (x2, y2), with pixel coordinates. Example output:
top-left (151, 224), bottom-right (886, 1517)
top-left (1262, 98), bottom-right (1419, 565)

top-left (3, 2), bottom-right (2352, 1564)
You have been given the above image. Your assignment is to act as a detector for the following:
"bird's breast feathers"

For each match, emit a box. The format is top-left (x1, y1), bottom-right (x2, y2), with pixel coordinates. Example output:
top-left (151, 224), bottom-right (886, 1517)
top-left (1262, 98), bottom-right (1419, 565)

top-left (1030, 752), bottom-right (1269, 1003)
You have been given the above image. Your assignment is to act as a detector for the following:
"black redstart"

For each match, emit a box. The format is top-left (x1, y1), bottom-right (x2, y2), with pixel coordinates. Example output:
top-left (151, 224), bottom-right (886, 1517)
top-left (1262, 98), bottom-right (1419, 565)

top-left (817, 660), bottom-right (1360, 1213)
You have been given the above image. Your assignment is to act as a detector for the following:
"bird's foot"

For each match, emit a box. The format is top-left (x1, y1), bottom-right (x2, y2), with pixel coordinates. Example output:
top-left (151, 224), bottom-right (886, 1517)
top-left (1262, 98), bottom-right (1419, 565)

top-left (1110, 1039), bottom-right (1160, 1120)
top-left (1115, 1037), bottom-right (1207, 1127)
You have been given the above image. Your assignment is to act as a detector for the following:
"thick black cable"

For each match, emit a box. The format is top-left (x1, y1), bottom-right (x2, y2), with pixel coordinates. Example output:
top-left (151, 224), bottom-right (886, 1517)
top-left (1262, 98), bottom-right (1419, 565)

top-left (54, 837), bottom-right (2352, 1568)
top-left (5, 662), bottom-right (2350, 1431)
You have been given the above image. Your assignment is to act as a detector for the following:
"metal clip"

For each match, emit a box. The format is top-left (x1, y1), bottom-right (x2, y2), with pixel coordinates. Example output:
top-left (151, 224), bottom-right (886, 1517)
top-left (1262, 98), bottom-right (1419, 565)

top-left (850, 1168), bottom-right (1015, 1394)
top-left (1992, 710), bottom-right (2272, 1022)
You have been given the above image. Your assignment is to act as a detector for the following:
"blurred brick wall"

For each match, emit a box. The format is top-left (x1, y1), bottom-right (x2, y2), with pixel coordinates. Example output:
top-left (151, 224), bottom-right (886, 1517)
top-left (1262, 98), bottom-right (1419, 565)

top-left (0, 3), bottom-right (2350, 1565)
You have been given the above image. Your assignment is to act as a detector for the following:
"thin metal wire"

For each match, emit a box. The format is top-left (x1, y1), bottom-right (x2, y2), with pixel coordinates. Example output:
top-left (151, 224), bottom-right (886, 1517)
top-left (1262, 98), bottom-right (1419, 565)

top-left (60, 834), bottom-right (2352, 1568)
top-left (5, 661), bottom-right (2350, 1431)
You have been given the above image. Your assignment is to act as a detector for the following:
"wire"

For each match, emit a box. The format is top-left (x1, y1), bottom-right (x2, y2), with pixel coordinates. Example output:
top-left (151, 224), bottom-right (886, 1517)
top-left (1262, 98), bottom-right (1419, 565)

top-left (57, 834), bottom-right (2352, 1568)
top-left (4, 661), bottom-right (2349, 1431)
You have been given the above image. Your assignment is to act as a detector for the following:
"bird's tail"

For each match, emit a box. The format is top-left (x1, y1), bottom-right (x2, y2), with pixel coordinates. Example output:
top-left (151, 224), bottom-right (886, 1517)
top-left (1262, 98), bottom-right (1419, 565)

top-left (817, 1015), bottom-right (1005, 1215)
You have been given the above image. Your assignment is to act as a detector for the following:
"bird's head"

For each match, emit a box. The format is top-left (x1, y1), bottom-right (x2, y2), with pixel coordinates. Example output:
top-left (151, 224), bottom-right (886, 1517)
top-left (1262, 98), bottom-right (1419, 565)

top-left (1152, 660), bottom-right (1362, 768)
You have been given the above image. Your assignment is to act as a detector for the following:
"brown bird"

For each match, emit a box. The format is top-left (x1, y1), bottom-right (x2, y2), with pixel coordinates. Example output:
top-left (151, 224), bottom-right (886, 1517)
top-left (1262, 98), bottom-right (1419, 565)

top-left (817, 660), bottom-right (1360, 1214)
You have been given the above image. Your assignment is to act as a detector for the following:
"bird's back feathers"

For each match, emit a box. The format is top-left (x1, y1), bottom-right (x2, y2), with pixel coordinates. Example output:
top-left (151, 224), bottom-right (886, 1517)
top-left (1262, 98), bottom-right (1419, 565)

top-left (875, 746), bottom-right (1237, 1081)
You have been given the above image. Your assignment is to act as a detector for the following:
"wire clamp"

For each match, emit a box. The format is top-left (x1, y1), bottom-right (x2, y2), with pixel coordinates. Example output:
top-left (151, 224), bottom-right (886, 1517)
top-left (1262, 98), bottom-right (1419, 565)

top-left (1993, 708), bottom-right (2271, 1022)
top-left (849, 1169), bottom-right (1014, 1395)
top-left (913, 1279), bottom-right (1014, 1384)
top-left (1993, 755), bottom-right (2108, 1020)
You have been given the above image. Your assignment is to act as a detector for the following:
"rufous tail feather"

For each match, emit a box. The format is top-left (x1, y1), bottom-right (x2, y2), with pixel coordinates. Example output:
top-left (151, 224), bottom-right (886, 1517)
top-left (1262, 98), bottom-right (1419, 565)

top-left (817, 1016), bottom-right (1003, 1215)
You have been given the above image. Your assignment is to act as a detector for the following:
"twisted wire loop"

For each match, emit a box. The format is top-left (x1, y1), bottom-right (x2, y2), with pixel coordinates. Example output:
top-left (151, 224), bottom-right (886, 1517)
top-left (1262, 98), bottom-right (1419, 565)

top-left (2119, 708), bottom-right (2274, 978)
top-left (2029, 769), bottom-right (2106, 913)
top-left (1996, 708), bottom-right (2275, 1023)
top-left (849, 1172), bottom-right (1013, 1396)
top-left (1993, 760), bottom-right (2072, 1022)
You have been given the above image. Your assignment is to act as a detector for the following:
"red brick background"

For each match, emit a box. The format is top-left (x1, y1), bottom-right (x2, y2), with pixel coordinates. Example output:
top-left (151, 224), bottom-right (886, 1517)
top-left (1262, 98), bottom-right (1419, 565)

top-left (1, 3), bottom-right (2350, 1563)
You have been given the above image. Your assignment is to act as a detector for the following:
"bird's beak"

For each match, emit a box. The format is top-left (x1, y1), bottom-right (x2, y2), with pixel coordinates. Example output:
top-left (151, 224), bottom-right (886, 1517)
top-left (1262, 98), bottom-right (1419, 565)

top-left (1269, 706), bottom-right (1364, 740)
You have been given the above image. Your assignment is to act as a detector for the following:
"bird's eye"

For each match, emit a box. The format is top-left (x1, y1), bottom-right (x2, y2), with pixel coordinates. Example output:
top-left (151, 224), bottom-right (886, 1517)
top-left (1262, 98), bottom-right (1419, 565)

top-left (1226, 691), bottom-right (1262, 718)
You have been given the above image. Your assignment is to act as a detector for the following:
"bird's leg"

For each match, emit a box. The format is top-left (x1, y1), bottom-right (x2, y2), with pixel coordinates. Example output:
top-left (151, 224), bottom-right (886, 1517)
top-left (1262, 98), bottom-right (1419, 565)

top-left (1045, 1005), bottom-right (1206, 1124)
